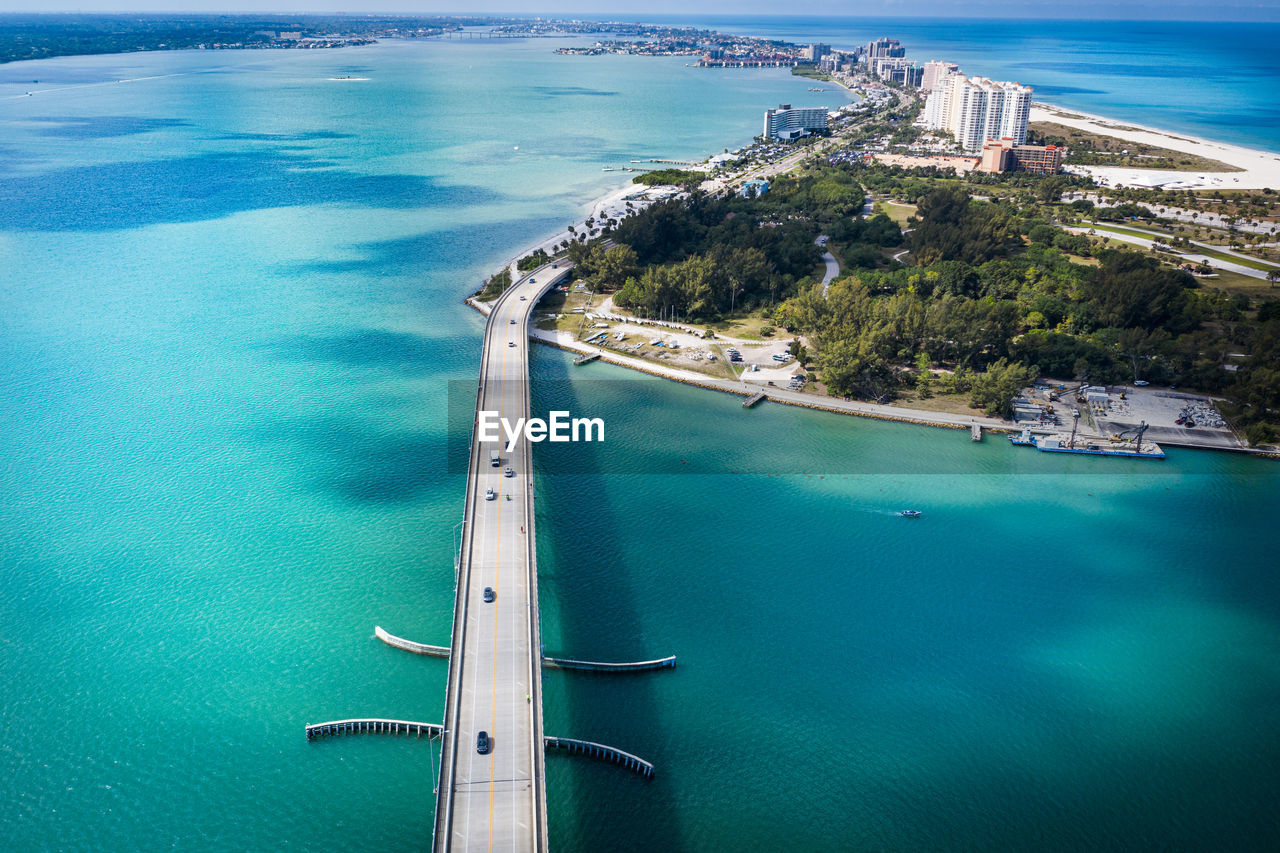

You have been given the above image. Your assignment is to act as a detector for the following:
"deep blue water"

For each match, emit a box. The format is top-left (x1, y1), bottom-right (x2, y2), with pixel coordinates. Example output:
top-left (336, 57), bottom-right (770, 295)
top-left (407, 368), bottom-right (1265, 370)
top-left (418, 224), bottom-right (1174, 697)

top-left (634, 16), bottom-right (1280, 151)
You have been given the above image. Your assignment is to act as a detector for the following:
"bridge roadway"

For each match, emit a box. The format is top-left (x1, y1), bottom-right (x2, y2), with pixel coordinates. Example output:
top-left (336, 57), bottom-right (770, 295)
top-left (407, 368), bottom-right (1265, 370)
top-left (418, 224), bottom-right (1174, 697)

top-left (433, 261), bottom-right (570, 852)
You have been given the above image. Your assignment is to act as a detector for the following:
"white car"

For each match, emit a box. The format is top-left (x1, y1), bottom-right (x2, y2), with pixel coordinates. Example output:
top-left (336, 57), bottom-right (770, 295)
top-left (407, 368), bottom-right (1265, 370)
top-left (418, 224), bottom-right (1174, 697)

top-left (519, 295), bottom-right (527, 301)
top-left (508, 341), bottom-right (516, 347)
top-left (484, 488), bottom-right (495, 501)
top-left (504, 466), bottom-right (514, 478)
top-left (510, 318), bottom-right (516, 324)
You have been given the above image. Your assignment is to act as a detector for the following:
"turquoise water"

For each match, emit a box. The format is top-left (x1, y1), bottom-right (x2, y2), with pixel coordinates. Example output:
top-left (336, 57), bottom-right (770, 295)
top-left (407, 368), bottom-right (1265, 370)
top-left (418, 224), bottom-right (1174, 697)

top-left (2, 32), bottom-right (1279, 852)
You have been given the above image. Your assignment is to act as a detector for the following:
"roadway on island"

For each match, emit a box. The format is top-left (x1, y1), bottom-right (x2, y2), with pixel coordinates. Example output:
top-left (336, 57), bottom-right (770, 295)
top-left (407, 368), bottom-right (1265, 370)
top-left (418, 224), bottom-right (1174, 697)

top-left (433, 261), bottom-right (571, 852)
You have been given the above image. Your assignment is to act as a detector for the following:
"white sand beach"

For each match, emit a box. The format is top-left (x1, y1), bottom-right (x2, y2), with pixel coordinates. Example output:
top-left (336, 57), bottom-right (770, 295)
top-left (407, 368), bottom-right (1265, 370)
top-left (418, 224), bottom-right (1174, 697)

top-left (1031, 103), bottom-right (1280, 190)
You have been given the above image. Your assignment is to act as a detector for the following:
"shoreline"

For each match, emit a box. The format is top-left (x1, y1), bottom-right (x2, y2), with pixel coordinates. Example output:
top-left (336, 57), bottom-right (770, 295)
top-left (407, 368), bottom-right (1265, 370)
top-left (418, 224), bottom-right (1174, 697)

top-left (465, 294), bottom-right (1276, 458)
top-left (1032, 101), bottom-right (1280, 189)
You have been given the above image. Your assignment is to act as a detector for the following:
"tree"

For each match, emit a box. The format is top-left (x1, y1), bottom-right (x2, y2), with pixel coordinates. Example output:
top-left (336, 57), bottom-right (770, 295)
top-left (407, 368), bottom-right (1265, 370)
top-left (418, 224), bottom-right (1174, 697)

top-left (969, 358), bottom-right (1037, 418)
top-left (588, 244), bottom-right (638, 291)
top-left (908, 185), bottom-right (1019, 266)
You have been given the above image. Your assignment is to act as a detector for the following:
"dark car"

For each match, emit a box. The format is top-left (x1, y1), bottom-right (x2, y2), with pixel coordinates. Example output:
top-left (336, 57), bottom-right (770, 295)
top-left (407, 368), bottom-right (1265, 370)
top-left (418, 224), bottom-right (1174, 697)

top-left (483, 587), bottom-right (495, 603)
top-left (477, 731), bottom-right (490, 754)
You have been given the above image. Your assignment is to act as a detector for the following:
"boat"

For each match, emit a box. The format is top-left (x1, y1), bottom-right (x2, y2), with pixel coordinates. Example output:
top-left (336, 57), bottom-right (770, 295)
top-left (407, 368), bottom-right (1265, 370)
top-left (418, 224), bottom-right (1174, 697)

top-left (1008, 427), bottom-right (1164, 459)
top-left (899, 510), bottom-right (922, 518)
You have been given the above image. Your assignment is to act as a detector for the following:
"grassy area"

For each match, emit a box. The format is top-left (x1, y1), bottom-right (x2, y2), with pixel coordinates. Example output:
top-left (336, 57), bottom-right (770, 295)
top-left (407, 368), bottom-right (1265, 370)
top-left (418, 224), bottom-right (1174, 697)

top-left (1086, 222), bottom-right (1280, 271)
top-left (875, 199), bottom-right (916, 227)
top-left (1198, 269), bottom-right (1280, 297)
top-left (704, 312), bottom-right (782, 341)
top-left (1030, 120), bottom-right (1241, 172)
top-left (790, 63), bottom-right (834, 83)
top-left (887, 390), bottom-right (987, 418)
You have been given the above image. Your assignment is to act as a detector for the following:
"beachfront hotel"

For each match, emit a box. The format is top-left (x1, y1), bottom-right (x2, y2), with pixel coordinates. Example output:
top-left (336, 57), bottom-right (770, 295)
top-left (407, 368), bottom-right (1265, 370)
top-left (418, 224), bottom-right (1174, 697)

top-left (923, 75), bottom-right (1032, 152)
top-left (978, 137), bottom-right (1064, 174)
top-left (763, 103), bottom-right (829, 140)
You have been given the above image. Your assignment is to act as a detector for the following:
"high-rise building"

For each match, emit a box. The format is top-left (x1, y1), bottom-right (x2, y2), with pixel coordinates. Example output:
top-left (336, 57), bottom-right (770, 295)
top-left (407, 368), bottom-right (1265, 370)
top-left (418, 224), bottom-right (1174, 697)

top-left (922, 76), bottom-right (1032, 152)
top-left (763, 103), bottom-right (829, 140)
top-left (806, 43), bottom-right (830, 62)
top-left (865, 37), bottom-right (906, 62)
top-left (872, 56), bottom-right (911, 79)
top-left (920, 60), bottom-right (960, 92)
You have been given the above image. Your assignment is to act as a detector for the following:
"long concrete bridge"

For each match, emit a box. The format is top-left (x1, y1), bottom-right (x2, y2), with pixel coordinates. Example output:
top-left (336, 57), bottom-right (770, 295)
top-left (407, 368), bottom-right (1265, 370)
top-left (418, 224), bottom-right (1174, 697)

top-left (305, 258), bottom-right (669, 847)
top-left (431, 261), bottom-right (571, 852)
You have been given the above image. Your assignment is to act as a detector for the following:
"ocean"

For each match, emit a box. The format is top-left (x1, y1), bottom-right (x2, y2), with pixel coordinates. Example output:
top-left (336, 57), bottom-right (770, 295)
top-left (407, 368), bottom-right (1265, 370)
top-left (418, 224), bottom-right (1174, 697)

top-left (641, 15), bottom-right (1280, 152)
top-left (1, 23), bottom-right (1278, 852)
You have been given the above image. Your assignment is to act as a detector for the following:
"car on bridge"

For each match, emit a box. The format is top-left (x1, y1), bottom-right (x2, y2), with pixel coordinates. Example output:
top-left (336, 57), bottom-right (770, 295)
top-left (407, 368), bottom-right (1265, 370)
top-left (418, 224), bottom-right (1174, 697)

top-left (485, 488), bottom-right (496, 501)
top-left (504, 466), bottom-right (514, 478)
top-left (509, 341), bottom-right (516, 347)
top-left (477, 730), bottom-right (490, 754)
top-left (483, 587), bottom-right (495, 603)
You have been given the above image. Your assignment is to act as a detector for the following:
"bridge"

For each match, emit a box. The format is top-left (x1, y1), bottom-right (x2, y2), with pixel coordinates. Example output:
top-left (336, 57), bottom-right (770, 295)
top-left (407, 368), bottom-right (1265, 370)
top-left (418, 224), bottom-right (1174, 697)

top-left (431, 261), bottom-right (571, 852)
top-left (307, 259), bottom-right (668, 848)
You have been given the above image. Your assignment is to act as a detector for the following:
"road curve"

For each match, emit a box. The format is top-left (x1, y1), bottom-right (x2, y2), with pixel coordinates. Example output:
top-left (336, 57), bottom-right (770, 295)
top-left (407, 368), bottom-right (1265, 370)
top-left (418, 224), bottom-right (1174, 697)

top-left (432, 261), bottom-right (571, 852)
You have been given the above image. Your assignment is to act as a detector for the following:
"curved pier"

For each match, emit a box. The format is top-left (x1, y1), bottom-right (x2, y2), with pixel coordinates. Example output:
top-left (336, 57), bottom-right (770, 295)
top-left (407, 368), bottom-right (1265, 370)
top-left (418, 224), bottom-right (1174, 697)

top-left (542, 655), bottom-right (677, 672)
top-left (376, 625), bottom-right (676, 672)
top-left (544, 736), bottom-right (655, 778)
top-left (306, 719), bottom-right (443, 740)
top-left (374, 625), bottom-right (449, 658)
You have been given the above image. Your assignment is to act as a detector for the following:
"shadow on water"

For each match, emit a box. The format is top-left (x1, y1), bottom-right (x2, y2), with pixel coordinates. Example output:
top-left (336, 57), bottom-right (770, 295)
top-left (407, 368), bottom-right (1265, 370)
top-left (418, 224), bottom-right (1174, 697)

top-left (529, 350), bottom-right (688, 852)
top-left (30, 115), bottom-right (192, 138)
top-left (258, 414), bottom-right (452, 505)
top-left (0, 149), bottom-right (501, 231)
top-left (271, 328), bottom-right (445, 375)
top-left (274, 218), bottom-right (559, 279)
top-left (256, 328), bottom-right (466, 506)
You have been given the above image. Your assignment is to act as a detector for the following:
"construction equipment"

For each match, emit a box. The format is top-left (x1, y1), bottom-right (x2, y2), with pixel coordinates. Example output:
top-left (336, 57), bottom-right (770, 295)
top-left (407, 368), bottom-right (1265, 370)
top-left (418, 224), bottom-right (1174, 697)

top-left (1114, 421), bottom-right (1149, 447)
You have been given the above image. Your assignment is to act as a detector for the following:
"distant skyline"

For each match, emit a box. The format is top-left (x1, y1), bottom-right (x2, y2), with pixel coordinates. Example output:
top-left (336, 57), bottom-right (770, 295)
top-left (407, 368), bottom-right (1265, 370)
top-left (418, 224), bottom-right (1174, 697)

top-left (4, 2), bottom-right (1280, 23)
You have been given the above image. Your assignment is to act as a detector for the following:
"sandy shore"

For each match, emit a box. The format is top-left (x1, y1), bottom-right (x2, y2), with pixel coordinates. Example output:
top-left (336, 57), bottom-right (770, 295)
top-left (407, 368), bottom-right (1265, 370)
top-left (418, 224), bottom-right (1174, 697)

top-left (1032, 102), bottom-right (1280, 190)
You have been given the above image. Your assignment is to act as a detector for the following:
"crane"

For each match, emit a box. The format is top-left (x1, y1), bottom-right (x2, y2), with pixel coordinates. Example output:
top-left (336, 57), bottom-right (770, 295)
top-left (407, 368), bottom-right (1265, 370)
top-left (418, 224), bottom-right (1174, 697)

top-left (1113, 421), bottom-right (1149, 448)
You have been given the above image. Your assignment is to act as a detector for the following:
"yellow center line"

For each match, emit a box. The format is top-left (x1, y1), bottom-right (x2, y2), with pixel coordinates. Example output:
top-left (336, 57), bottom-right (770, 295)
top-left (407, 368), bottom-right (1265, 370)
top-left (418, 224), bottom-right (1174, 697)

top-left (487, 306), bottom-right (511, 853)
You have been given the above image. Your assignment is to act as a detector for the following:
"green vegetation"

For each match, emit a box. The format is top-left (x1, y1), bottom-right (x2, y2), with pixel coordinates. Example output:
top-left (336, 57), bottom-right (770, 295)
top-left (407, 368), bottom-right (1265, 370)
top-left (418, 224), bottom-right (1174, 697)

top-left (516, 248), bottom-right (550, 271)
top-left (790, 63), bottom-right (834, 82)
top-left (605, 160), bottom-right (1280, 434)
top-left (632, 169), bottom-right (704, 187)
top-left (1085, 222), bottom-right (1280, 272)
top-left (478, 268), bottom-right (511, 300)
top-left (1029, 121), bottom-right (1242, 172)
top-left (591, 168), bottom-right (866, 320)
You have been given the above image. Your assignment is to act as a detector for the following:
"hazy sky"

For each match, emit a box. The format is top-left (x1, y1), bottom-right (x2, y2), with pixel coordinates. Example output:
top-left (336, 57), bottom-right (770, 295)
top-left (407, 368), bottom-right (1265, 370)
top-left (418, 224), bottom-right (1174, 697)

top-left (4, 1), bottom-right (1279, 21)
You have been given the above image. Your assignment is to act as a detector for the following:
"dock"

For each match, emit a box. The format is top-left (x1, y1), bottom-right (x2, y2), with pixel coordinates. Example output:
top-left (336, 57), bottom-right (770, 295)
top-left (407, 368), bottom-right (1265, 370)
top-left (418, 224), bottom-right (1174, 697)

top-left (742, 391), bottom-right (767, 408)
top-left (376, 625), bottom-right (676, 672)
top-left (542, 655), bottom-right (676, 672)
top-left (971, 422), bottom-right (982, 442)
top-left (572, 352), bottom-right (600, 365)
top-left (306, 719), bottom-right (443, 740)
top-left (544, 736), bottom-right (655, 778)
